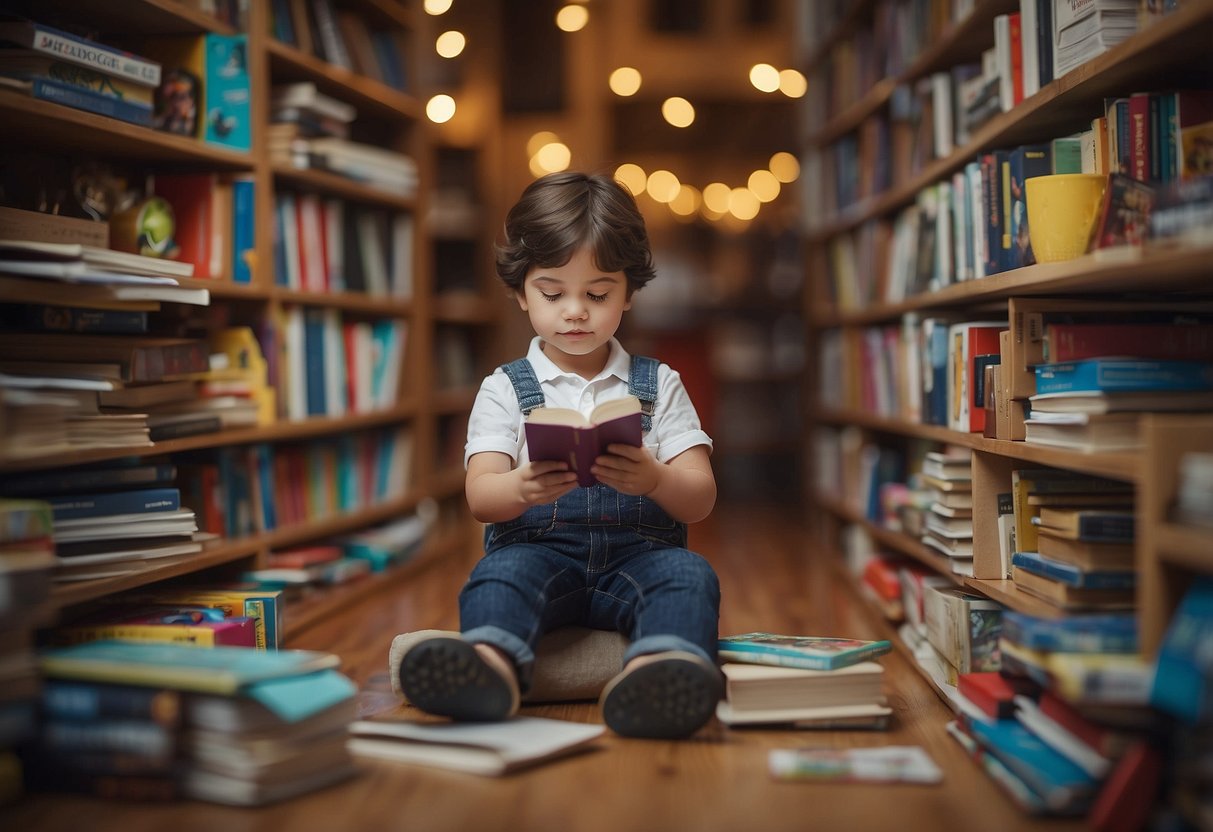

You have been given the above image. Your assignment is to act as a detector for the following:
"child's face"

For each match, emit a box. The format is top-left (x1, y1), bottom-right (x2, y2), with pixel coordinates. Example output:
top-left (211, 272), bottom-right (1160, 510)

top-left (516, 245), bottom-right (632, 373)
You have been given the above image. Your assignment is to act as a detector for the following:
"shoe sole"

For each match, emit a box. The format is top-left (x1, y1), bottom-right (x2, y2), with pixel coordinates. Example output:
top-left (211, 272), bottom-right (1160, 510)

top-left (600, 655), bottom-right (722, 739)
top-left (398, 637), bottom-right (516, 721)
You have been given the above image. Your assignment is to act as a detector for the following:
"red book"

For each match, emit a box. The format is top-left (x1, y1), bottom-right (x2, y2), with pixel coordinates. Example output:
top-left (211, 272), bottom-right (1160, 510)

top-left (268, 545), bottom-right (343, 569)
top-left (1037, 690), bottom-right (1132, 759)
top-left (1008, 12), bottom-right (1023, 107)
top-left (1088, 741), bottom-right (1162, 832)
top-left (1044, 322), bottom-right (1213, 363)
top-left (153, 173), bottom-right (228, 278)
top-left (524, 396), bottom-right (642, 488)
top-left (1127, 93), bottom-right (1150, 182)
top-left (957, 672), bottom-right (1025, 719)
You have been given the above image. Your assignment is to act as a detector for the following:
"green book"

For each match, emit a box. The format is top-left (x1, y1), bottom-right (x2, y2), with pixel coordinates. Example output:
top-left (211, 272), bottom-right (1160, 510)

top-left (718, 632), bottom-right (892, 671)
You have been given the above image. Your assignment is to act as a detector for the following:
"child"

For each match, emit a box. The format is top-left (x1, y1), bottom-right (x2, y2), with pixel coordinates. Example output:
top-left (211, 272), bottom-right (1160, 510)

top-left (399, 171), bottom-right (722, 739)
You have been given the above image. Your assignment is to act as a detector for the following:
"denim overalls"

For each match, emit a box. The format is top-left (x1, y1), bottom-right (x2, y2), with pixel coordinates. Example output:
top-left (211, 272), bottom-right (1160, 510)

top-left (459, 356), bottom-right (721, 693)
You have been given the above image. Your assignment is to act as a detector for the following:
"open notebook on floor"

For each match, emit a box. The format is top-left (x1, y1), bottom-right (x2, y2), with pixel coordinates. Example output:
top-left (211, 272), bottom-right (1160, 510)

top-left (347, 716), bottom-right (605, 776)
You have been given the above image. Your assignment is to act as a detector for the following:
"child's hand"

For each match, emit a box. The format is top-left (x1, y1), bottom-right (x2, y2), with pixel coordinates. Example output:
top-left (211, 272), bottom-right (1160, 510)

top-left (592, 444), bottom-right (660, 496)
top-left (515, 460), bottom-right (578, 505)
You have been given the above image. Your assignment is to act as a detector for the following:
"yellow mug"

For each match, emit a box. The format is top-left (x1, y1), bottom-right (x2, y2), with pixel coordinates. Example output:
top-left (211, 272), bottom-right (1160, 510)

top-left (1024, 173), bottom-right (1107, 263)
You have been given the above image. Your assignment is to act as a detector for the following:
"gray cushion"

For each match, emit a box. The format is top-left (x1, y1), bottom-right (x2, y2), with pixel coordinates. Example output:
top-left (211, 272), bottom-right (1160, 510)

top-left (389, 627), bottom-right (629, 703)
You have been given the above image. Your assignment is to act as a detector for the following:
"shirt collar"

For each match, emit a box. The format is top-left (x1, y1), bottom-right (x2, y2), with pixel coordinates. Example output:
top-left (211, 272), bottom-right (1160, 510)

top-left (526, 336), bottom-right (632, 384)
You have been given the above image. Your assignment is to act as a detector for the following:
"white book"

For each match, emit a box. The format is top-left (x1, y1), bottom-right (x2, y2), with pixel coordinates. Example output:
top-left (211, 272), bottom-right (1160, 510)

top-left (347, 716), bottom-right (605, 776)
top-left (0, 240), bottom-right (193, 277)
top-left (390, 213), bottom-right (415, 299)
top-left (322, 308), bottom-right (346, 418)
top-left (1013, 695), bottom-right (1112, 778)
top-left (276, 192), bottom-right (301, 290)
top-left (270, 82), bottom-right (356, 122)
top-left (0, 259), bottom-right (179, 285)
top-left (1020, 0), bottom-right (1040, 98)
top-left (993, 13), bottom-right (1014, 113)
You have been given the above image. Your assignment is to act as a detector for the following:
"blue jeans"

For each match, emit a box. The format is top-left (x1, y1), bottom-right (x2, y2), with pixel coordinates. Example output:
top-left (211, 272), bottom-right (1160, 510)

top-left (459, 483), bottom-right (720, 693)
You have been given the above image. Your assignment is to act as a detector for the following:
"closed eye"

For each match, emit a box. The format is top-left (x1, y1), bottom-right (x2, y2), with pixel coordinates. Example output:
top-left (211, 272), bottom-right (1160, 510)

top-left (540, 291), bottom-right (561, 302)
top-left (587, 292), bottom-right (608, 302)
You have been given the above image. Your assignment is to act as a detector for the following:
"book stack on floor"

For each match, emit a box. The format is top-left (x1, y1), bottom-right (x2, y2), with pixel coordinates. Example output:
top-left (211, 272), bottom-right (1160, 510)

top-left (947, 610), bottom-right (1159, 818)
top-left (24, 641), bottom-right (358, 805)
top-left (107, 586), bottom-right (286, 651)
top-left (919, 450), bottom-right (975, 577)
top-left (0, 499), bottom-right (55, 803)
top-left (1, 460), bottom-right (205, 582)
top-left (714, 633), bottom-right (893, 728)
top-left (1007, 468), bottom-right (1135, 610)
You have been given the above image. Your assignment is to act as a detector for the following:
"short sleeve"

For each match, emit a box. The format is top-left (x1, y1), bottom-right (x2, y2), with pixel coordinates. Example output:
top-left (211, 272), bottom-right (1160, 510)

top-left (464, 372), bottom-right (525, 468)
top-left (651, 366), bottom-right (713, 463)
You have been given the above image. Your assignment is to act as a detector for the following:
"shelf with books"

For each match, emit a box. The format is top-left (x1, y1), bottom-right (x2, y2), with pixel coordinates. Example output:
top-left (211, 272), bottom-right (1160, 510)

top-left (273, 286), bottom-right (411, 316)
top-left (271, 165), bottom-right (419, 211)
top-left (264, 39), bottom-right (419, 120)
top-left (3, 0), bottom-right (241, 36)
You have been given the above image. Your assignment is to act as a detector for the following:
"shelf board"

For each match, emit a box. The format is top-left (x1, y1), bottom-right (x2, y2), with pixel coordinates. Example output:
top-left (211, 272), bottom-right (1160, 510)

top-left (0, 90), bottom-right (253, 168)
top-left (1153, 523), bottom-right (1213, 570)
top-left (0, 404), bottom-right (418, 474)
top-left (963, 577), bottom-right (1071, 619)
top-left (3, 0), bottom-right (237, 35)
top-left (805, 0), bottom-right (1213, 239)
top-left (266, 41), bottom-right (421, 120)
top-left (272, 164), bottom-right (419, 211)
top-left (813, 408), bottom-right (1140, 482)
top-left (812, 243), bottom-right (1213, 326)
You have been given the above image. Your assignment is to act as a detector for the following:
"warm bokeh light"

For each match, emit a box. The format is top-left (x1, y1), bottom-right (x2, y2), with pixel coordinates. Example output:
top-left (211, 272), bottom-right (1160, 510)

top-left (779, 68), bottom-right (807, 98)
top-left (700, 203), bottom-right (726, 221)
top-left (615, 163), bottom-right (647, 195)
top-left (702, 182), bottom-right (731, 214)
top-left (748, 169), bottom-right (781, 202)
top-left (424, 0), bottom-right (453, 14)
top-left (646, 169), bottom-right (680, 203)
top-left (534, 141), bottom-right (571, 173)
top-left (749, 63), bottom-right (780, 93)
top-left (729, 187), bottom-right (760, 220)
top-left (670, 184), bottom-right (701, 217)
top-left (426, 94), bottom-right (456, 123)
top-left (527, 131), bottom-right (561, 157)
top-left (435, 30), bottom-right (466, 58)
top-left (555, 4), bottom-right (589, 31)
top-left (769, 151), bottom-right (801, 183)
top-left (661, 97), bottom-right (695, 128)
top-left (608, 67), bottom-right (642, 97)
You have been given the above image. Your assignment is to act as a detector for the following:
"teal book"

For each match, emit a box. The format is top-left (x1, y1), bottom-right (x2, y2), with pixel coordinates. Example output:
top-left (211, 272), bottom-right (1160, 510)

top-left (717, 632), bottom-right (892, 671)
top-left (965, 716), bottom-right (1098, 813)
top-left (203, 34), bottom-right (251, 151)
top-left (1035, 359), bottom-right (1213, 395)
top-left (1151, 576), bottom-right (1213, 724)
top-left (39, 641), bottom-right (340, 694)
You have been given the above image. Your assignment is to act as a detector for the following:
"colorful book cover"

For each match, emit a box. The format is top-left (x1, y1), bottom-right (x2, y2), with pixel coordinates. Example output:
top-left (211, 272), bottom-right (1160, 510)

top-left (1088, 173), bottom-right (1154, 251)
top-left (964, 716), bottom-right (1098, 812)
top-left (203, 34), bottom-right (251, 151)
top-left (0, 20), bottom-right (161, 86)
top-left (718, 632), bottom-right (892, 672)
top-left (0, 498), bottom-right (54, 543)
top-left (38, 641), bottom-right (338, 694)
top-left (41, 680), bottom-right (181, 724)
top-left (30, 77), bottom-right (152, 126)
top-left (1150, 576), bottom-right (1213, 724)
top-left (1007, 143), bottom-right (1051, 268)
top-left (1034, 359), bottom-right (1213, 395)
top-left (231, 176), bottom-right (255, 283)
top-left (1010, 551), bottom-right (1135, 590)
top-left (1000, 610), bottom-right (1138, 654)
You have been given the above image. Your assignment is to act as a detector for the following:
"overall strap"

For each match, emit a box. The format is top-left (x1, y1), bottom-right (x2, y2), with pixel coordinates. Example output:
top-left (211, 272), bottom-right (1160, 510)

top-left (500, 358), bottom-right (546, 416)
top-left (628, 355), bottom-right (660, 434)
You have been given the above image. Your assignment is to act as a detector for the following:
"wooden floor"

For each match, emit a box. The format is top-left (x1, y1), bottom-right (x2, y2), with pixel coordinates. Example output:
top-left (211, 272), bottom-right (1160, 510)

top-left (7, 503), bottom-right (1084, 832)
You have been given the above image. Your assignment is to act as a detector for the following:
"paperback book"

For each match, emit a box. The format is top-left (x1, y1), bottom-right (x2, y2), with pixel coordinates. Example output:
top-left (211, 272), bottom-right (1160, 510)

top-left (717, 632), bottom-right (892, 671)
top-left (524, 395), bottom-right (642, 488)
top-left (768, 746), bottom-right (942, 784)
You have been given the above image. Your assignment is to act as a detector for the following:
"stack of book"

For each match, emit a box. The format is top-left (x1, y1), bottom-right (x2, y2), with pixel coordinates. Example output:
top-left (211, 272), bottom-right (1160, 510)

top-left (0, 239), bottom-right (204, 304)
top-left (919, 450), bottom-right (975, 576)
top-left (947, 610), bottom-right (1157, 818)
top-left (1052, 0), bottom-right (1139, 80)
top-left (1011, 507), bottom-right (1136, 611)
top-left (923, 584), bottom-right (1003, 683)
top-left (269, 82), bottom-right (355, 147)
top-left (714, 633), bottom-right (892, 728)
top-left (26, 641), bottom-right (359, 804)
top-left (0, 18), bottom-right (160, 127)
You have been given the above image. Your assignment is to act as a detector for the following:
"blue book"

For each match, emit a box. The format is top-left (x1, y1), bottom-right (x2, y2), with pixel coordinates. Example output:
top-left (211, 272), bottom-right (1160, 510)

top-left (39, 641), bottom-right (338, 695)
top-left (1010, 551), bottom-right (1136, 590)
top-left (303, 308), bottom-right (328, 416)
top-left (718, 632), bottom-right (892, 671)
top-left (49, 488), bottom-right (180, 521)
top-left (965, 717), bottom-right (1098, 813)
top-left (0, 463), bottom-right (176, 498)
top-left (203, 34), bottom-right (251, 151)
top-left (1151, 576), bottom-right (1213, 724)
top-left (231, 177), bottom-right (255, 283)
top-left (41, 680), bottom-right (179, 723)
top-left (31, 77), bottom-right (152, 126)
top-left (1001, 610), bottom-right (1138, 654)
top-left (1034, 359), bottom-right (1213, 395)
top-left (922, 317), bottom-right (950, 426)
top-left (1008, 144), bottom-right (1051, 268)
top-left (15, 304), bottom-right (148, 335)
top-left (241, 668), bottom-right (356, 723)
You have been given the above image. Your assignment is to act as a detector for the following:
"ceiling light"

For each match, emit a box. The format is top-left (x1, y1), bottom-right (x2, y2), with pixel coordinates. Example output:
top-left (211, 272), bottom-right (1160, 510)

top-left (527, 131), bottom-right (561, 157)
top-left (646, 169), bottom-right (680, 203)
top-left (728, 187), bottom-right (760, 220)
top-left (535, 142), bottom-right (571, 173)
top-left (748, 170), bottom-right (781, 202)
top-left (702, 182), bottom-right (731, 214)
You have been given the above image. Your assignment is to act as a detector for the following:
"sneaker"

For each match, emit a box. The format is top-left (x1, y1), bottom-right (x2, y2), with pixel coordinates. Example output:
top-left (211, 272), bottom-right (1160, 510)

top-left (398, 636), bottom-right (520, 721)
top-left (598, 650), bottom-right (722, 739)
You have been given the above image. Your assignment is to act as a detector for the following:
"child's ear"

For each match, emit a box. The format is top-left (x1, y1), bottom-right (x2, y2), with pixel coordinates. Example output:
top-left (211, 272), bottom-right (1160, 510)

top-left (514, 288), bottom-right (529, 312)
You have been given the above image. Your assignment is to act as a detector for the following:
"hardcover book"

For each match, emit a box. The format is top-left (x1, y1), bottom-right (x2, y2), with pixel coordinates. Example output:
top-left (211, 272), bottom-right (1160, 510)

top-left (964, 716), bottom-right (1099, 813)
top-left (717, 632), bottom-right (892, 671)
top-left (718, 662), bottom-right (886, 713)
top-left (1034, 358), bottom-right (1213, 396)
top-left (347, 716), bottom-right (605, 776)
top-left (1011, 566), bottom-right (1136, 611)
top-left (1010, 550), bottom-right (1135, 590)
top-left (0, 20), bottom-right (161, 86)
top-left (524, 395), bottom-right (642, 488)
top-left (1000, 610), bottom-right (1138, 654)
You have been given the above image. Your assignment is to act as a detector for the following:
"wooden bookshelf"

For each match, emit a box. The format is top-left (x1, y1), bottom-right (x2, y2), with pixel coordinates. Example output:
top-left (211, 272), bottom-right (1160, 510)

top-left (0, 1), bottom-right (487, 642)
top-left (800, 0), bottom-right (1213, 769)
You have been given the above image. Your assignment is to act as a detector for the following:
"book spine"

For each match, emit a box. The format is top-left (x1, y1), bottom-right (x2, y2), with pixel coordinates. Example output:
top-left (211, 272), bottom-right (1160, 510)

top-left (41, 680), bottom-right (181, 724)
top-left (231, 178), bottom-right (255, 284)
top-left (15, 304), bottom-right (148, 335)
top-left (148, 415), bottom-right (222, 441)
top-left (21, 24), bottom-right (161, 86)
top-left (716, 649), bottom-right (830, 671)
top-left (31, 77), bottom-right (152, 126)
top-left (49, 488), bottom-right (181, 521)
top-left (42, 718), bottom-right (175, 758)
top-left (1128, 93), bottom-right (1150, 182)
top-left (129, 340), bottom-right (210, 383)
top-left (0, 463), bottom-right (176, 498)
top-left (1044, 324), bottom-right (1213, 363)
top-left (1074, 514), bottom-right (1135, 541)
top-left (1034, 360), bottom-right (1213, 395)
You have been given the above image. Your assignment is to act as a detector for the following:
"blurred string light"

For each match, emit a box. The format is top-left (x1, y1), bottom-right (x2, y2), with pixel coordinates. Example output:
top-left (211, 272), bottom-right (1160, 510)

top-left (669, 185), bottom-right (701, 217)
top-left (748, 169), bottom-right (780, 202)
top-left (661, 96), bottom-right (694, 128)
top-left (530, 140), bottom-right (571, 177)
top-left (556, 4), bottom-right (589, 31)
top-left (608, 67), bottom-right (642, 96)
top-left (435, 30), bottom-right (465, 58)
top-left (749, 63), bottom-right (780, 93)
top-left (728, 187), bottom-right (760, 220)
top-left (426, 94), bottom-right (456, 123)
top-left (615, 163), bottom-right (647, 195)
top-left (779, 69), bottom-right (807, 98)
top-left (646, 169), bottom-right (680, 203)
top-left (424, 0), bottom-right (453, 14)
top-left (527, 131), bottom-right (561, 157)
top-left (769, 152), bottom-right (800, 183)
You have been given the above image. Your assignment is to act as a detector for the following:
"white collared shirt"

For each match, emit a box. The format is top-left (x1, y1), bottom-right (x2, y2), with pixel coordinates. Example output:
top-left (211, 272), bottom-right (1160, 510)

top-left (464, 336), bottom-right (712, 468)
